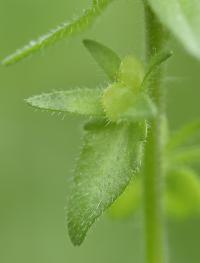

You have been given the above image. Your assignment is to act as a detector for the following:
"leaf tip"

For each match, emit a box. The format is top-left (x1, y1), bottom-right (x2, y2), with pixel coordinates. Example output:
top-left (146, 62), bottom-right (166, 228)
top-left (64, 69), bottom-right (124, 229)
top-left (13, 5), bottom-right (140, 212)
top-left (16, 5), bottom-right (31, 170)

top-left (67, 213), bottom-right (89, 246)
top-left (82, 38), bottom-right (92, 46)
top-left (25, 96), bottom-right (35, 107)
top-left (1, 56), bottom-right (11, 66)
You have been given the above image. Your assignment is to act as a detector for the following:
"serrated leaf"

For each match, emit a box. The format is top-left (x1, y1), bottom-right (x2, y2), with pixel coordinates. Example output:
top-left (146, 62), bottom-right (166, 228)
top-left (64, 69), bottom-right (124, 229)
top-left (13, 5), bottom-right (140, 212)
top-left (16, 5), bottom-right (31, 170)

top-left (26, 88), bottom-right (104, 116)
top-left (165, 168), bottom-right (200, 219)
top-left (67, 120), bottom-right (146, 245)
top-left (108, 176), bottom-right (142, 219)
top-left (147, 0), bottom-right (200, 59)
top-left (83, 39), bottom-right (121, 80)
top-left (167, 120), bottom-right (200, 150)
top-left (141, 50), bottom-right (173, 89)
top-left (2, 0), bottom-right (115, 65)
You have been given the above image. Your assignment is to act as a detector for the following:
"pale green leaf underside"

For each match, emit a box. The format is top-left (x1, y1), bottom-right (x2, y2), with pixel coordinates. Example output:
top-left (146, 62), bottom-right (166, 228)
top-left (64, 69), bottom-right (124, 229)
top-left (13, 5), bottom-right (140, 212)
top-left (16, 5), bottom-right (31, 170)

top-left (83, 39), bottom-right (121, 80)
top-left (26, 88), bottom-right (104, 116)
top-left (2, 0), bottom-right (115, 65)
top-left (67, 120), bottom-right (146, 245)
top-left (148, 0), bottom-right (200, 59)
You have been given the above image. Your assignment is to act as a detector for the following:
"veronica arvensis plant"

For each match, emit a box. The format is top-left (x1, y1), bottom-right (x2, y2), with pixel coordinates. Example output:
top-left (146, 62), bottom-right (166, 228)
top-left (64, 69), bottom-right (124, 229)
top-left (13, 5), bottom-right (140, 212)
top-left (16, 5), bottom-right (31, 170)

top-left (3, 0), bottom-right (200, 263)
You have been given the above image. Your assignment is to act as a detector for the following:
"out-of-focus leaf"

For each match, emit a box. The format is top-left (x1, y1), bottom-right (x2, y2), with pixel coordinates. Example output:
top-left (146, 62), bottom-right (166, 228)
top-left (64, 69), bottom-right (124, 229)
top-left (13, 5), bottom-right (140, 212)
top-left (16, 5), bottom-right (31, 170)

top-left (161, 116), bottom-right (169, 148)
top-left (141, 50), bottom-right (173, 89)
top-left (67, 120), bottom-right (146, 245)
top-left (26, 88), bottom-right (104, 116)
top-left (102, 83), bottom-right (157, 122)
top-left (147, 0), bottom-right (200, 59)
top-left (167, 120), bottom-right (200, 150)
top-left (83, 39), bottom-right (121, 80)
top-left (108, 176), bottom-right (142, 219)
top-left (2, 0), bottom-right (115, 65)
top-left (169, 146), bottom-right (200, 167)
top-left (165, 168), bottom-right (200, 219)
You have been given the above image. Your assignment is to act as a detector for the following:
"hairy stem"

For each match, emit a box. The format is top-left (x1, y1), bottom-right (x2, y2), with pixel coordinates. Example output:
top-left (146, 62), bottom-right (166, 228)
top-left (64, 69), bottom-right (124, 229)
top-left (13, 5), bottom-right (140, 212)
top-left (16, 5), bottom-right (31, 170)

top-left (143, 2), bottom-right (168, 263)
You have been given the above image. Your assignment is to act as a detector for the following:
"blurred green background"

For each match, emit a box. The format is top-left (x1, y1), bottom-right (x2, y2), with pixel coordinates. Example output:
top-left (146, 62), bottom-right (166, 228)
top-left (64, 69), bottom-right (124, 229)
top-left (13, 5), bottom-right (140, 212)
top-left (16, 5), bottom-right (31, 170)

top-left (1, 0), bottom-right (200, 262)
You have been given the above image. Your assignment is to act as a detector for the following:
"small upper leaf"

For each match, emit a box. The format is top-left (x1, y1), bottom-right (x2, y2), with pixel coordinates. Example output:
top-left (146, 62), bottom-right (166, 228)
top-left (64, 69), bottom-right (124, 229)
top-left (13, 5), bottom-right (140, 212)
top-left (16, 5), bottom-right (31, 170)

top-left (67, 120), bottom-right (146, 245)
top-left (26, 88), bottom-right (104, 116)
top-left (141, 50), bottom-right (173, 89)
top-left (2, 0), bottom-right (115, 65)
top-left (147, 0), bottom-right (200, 59)
top-left (83, 39), bottom-right (121, 80)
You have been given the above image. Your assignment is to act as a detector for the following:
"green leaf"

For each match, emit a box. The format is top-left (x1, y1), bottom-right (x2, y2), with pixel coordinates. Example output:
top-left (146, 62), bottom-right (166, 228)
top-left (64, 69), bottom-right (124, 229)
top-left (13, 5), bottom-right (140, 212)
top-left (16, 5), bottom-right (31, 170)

top-left (167, 120), bottom-right (200, 150)
top-left (102, 83), bottom-right (157, 122)
top-left (165, 168), bottom-right (200, 219)
top-left (169, 146), bottom-right (200, 167)
top-left (108, 176), bottom-right (142, 219)
top-left (141, 50), bottom-right (173, 89)
top-left (67, 120), bottom-right (146, 245)
top-left (147, 0), bottom-right (200, 59)
top-left (119, 93), bottom-right (157, 122)
top-left (2, 0), bottom-right (115, 65)
top-left (26, 88), bottom-right (104, 116)
top-left (83, 39), bottom-right (121, 80)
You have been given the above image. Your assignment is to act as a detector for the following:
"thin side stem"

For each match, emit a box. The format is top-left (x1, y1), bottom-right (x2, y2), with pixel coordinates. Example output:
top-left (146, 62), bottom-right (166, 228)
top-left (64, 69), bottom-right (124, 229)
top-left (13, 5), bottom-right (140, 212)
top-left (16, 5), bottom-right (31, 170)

top-left (143, 2), bottom-right (168, 263)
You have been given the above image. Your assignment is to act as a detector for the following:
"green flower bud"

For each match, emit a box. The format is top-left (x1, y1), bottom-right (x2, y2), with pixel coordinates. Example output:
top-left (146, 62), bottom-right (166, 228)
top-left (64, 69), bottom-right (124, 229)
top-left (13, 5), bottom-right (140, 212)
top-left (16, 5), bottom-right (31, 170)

top-left (102, 82), bottom-right (135, 122)
top-left (117, 56), bottom-right (144, 92)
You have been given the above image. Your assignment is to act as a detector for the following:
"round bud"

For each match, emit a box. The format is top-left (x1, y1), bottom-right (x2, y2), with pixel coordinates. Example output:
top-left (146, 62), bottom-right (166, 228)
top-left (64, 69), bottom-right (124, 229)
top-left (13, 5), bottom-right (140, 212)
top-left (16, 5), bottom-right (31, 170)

top-left (118, 56), bottom-right (144, 92)
top-left (102, 82), bottom-right (135, 122)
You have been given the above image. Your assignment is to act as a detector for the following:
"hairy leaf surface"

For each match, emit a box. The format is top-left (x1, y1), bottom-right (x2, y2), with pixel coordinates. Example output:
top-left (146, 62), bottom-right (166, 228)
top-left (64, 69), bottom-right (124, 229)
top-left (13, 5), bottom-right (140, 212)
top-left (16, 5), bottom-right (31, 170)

top-left (147, 0), bottom-right (200, 59)
top-left (26, 88), bottom-right (104, 116)
top-left (2, 0), bottom-right (115, 65)
top-left (142, 50), bottom-right (173, 89)
top-left (83, 39), bottom-right (121, 80)
top-left (67, 120), bottom-right (146, 245)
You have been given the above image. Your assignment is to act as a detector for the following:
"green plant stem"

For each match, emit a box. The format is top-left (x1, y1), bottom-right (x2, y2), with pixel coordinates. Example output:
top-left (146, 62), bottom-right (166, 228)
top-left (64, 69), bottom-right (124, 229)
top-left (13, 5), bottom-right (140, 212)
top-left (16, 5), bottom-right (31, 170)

top-left (143, 2), bottom-right (168, 263)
